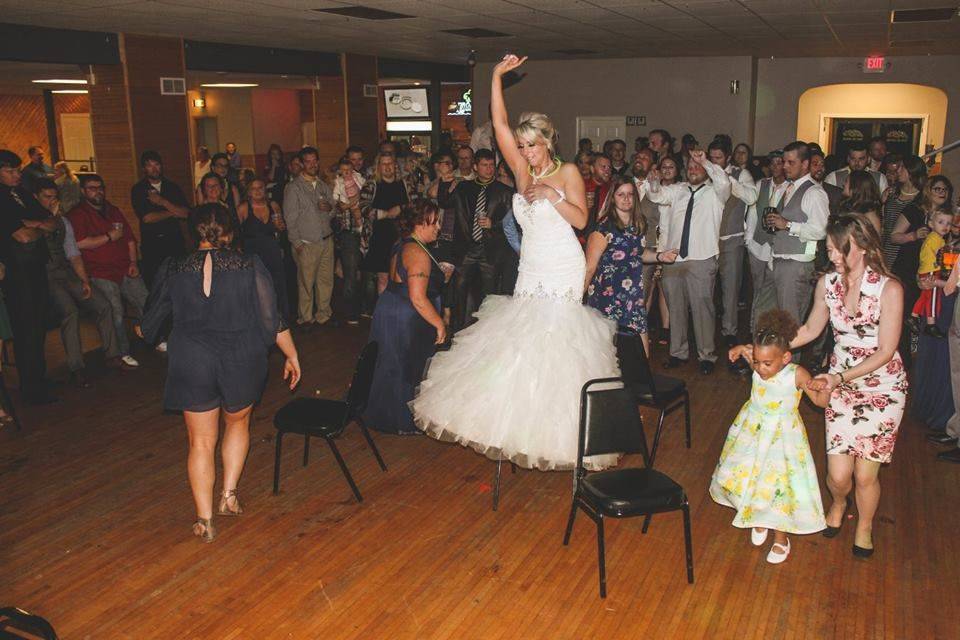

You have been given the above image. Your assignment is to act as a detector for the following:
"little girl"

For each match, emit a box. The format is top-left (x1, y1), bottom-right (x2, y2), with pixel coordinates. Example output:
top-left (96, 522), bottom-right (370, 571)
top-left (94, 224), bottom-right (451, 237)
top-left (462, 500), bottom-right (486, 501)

top-left (711, 310), bottom-right (829, 564)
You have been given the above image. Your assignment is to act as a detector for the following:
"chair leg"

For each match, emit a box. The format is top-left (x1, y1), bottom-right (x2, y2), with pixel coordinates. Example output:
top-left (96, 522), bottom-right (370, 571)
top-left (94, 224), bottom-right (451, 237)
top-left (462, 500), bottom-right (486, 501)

top-left (303, 433), bottom-right (310, 466)
top-left (642, 513), bottom-right (652, 534)
top-left (492, 457), bottom-right (503, 511)
top-left (596, 514), bottom-right (607, 598)
top-left (273, 431), bottom-right (284, 495)
top-left (326, 437), bottom-right (363, 502)
top-left (357, 419), bottom-right (387, 471)
top-left (650, 409), bottom-right (667, 467)
top-left (682, 503), bottom-right (694, 584)
top-left (562, 498), bottom-right (578, 545)
top-left (684, 393), bottom-right (692, 449)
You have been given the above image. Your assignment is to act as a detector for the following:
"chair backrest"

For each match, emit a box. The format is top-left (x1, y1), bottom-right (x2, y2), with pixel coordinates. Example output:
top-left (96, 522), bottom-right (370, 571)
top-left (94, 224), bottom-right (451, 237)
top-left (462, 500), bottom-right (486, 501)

top-left (577, 378), bottom-right (650, 469)
top-left (345, 341), bottom-right (379, 419)
top-left (0, 607), bottom-right (58, 640)
top-left (615, 332), bottom-right (659, 399)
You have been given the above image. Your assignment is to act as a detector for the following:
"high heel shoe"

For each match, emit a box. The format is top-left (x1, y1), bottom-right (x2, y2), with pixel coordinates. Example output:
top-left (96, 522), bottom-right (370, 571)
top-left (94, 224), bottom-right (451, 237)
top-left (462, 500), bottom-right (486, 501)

top-left (192, 518), bottom-right (216, 543)
top-left (822, 497), bottom-right (852, 538)
top-left (218, 489), bottom-right (243, 516)
top-left (852, 544), bottom-right (874, 558)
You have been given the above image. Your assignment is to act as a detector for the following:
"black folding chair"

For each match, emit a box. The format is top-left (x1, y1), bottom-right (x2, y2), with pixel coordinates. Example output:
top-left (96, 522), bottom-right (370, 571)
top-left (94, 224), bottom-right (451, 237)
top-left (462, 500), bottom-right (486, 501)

top-left (562, 378), bottom-right (694, 598)
top-left (0, 606), bottom-right (58, 639)
top-left (273, 341), bottom-right (386, 502)
top-left (616, 332), bottom-right (690, 466)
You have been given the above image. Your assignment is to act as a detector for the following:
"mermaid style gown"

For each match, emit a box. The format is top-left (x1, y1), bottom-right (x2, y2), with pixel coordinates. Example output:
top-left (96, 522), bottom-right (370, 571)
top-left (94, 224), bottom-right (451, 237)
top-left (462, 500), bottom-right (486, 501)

top-left (411, 191), bottom-right (620, 470)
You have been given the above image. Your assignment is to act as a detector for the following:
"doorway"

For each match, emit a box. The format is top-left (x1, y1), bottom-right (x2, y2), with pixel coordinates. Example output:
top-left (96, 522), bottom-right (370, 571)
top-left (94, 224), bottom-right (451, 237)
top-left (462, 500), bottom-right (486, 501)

top-left (59, 113), bottom-right (95, 171)
top-left (827, 117), bottom-right (924, 158)
top-left (577, 117), bottom-right (625, 153)
top-left (194, 116), bottom-right (219, 153)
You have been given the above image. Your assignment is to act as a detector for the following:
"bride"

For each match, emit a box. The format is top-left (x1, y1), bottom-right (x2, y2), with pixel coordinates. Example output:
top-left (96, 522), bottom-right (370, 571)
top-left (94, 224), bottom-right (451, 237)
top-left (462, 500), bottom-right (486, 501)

top-left (411, 54), bottom-right (620, 470)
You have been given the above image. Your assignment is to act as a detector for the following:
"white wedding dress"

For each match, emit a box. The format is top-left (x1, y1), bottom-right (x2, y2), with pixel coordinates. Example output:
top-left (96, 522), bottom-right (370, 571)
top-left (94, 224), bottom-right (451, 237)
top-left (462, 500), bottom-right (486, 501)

top-left (411, 191), bottom-right (620, 470)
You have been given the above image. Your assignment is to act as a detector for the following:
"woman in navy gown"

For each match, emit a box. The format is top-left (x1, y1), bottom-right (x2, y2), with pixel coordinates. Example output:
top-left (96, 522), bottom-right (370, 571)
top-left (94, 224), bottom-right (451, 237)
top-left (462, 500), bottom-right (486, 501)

top-left (141, 203), bottom-right (301, 543)
top-left (364, 201), bottom-right (449, 435)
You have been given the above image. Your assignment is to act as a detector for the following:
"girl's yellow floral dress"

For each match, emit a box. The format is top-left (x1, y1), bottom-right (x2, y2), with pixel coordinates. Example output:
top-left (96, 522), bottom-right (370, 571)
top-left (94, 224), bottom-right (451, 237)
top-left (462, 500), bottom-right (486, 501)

top-left (709, 363), bottom-right (826, 534)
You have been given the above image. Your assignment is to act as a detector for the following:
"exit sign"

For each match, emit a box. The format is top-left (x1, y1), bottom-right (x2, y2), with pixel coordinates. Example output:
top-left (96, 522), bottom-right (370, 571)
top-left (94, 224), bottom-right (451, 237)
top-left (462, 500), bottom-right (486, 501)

top-left (863, 55), bottom-right (887, 73)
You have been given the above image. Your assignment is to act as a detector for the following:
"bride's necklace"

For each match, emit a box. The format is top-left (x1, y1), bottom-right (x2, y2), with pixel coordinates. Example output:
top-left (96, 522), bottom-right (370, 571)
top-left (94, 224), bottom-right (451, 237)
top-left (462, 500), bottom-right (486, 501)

top-left (528, 157), bottom-right (561, 182)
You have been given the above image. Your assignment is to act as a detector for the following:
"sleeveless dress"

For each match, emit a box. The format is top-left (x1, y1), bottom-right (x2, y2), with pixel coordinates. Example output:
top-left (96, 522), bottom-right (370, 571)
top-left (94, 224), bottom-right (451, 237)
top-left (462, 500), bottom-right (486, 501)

top-left (709, 363), bottom-right (826, 534)
top-left (824, 267), bottom-right (908, 463)
top-left (242, 206), bottom-right (289, 322)
top-left (364, 238), bottom-right (444, 435)
top-left (411, 192), bottom-right (620, 470)
top-left (586, 219), bottom-right (647, 335)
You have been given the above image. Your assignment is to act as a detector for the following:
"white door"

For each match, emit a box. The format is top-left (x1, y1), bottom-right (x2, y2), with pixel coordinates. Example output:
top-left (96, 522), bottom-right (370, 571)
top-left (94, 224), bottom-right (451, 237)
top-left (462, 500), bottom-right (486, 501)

top-left (576, 117), bottom-right (625, 152)
top-left (60, 113), bottom-right (95, 171)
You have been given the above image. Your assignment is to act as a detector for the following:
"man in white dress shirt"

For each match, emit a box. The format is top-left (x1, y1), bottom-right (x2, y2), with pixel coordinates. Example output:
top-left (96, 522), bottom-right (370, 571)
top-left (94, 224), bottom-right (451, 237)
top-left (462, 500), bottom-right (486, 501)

top-left (647, 149), bottom-right (731, 374)
top-left (824, 141), bottom-right (887, 193)
top-left (707, 138), bottom-right (758, 352)
top-left (744, 150), bottom-right (787, 335)
top-left (759, 141), bottom-right (830, 330)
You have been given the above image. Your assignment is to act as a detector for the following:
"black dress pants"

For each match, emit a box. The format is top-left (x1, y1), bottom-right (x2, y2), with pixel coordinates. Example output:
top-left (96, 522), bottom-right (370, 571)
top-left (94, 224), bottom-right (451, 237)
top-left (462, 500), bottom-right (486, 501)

top-left (4, 266), bottom-right (50, 401)
top-left (454, 244), bottom-right (498, 331)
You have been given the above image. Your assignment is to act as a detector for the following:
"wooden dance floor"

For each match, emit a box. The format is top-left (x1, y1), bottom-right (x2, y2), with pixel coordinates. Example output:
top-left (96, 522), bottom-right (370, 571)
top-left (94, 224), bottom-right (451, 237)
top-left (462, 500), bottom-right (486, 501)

top-left (1, 324), bottom-right (957, 639)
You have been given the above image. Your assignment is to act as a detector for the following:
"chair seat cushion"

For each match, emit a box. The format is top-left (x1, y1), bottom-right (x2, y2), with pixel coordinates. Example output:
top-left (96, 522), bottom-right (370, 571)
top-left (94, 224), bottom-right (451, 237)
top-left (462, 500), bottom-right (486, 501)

top-left (631, 375), bottom-right (686, 405)
top-left (581, 467), bottom-right (685, 516)
top-left (274, 397), bottom-right (349, 435)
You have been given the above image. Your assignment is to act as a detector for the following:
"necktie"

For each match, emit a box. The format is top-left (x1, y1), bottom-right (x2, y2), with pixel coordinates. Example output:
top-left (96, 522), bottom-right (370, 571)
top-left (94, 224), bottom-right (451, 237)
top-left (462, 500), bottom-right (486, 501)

top-left (679, 185), bottom-right (704, 259)
top-left (10, 189), bottom-right (25, 208)
top-left (780, 181), bottom-right (794, 208)
top-left (472, 184), bottom-right (487, 243)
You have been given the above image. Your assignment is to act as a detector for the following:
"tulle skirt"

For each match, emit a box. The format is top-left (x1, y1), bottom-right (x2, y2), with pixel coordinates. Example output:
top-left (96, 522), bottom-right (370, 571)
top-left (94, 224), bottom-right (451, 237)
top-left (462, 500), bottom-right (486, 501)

top-left (411, 294), bottom-right (620, 470)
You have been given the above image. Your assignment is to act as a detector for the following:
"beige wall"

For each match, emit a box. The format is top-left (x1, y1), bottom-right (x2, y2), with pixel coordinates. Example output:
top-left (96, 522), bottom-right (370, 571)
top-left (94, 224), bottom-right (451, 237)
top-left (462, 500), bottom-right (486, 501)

top-left (187, 88), bottom-right (255, 158)
top-left (755, 55), bottom-right (960, 175)
top-left (474, 56), bottom-right (754, 160)
top-left (475, 54), bottom-right (960, 176)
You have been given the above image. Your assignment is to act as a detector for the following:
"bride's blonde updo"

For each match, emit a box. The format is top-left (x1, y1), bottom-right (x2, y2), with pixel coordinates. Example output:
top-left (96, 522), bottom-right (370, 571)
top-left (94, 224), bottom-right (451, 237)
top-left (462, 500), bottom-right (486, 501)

top-left (514, 111), bottom-right (558, 155)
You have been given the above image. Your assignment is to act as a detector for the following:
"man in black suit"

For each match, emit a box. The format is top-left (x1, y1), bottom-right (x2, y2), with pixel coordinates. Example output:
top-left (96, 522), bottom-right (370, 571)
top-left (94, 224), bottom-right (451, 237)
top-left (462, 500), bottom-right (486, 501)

top-left (450, 148), bottom-right (515, 330)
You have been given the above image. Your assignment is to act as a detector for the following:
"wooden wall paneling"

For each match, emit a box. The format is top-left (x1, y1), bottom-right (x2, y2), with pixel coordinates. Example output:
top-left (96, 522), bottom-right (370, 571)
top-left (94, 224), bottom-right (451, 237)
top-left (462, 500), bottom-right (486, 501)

top-left (88, 63), bottom-right (138, 224)
top-left (0, 94), bottom-right (89, 163)
top-left (314, 76), bottom-right (347, 169)
top-left (121, 34), bottom-right (193, 207)
top-left (342, 54), bottom-right (379, 158)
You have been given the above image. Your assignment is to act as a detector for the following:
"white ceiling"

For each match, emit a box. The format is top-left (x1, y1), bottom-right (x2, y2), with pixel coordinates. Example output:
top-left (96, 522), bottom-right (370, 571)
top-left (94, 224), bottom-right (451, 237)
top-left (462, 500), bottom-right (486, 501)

top-left (3, 1), bottom-right (959, 63)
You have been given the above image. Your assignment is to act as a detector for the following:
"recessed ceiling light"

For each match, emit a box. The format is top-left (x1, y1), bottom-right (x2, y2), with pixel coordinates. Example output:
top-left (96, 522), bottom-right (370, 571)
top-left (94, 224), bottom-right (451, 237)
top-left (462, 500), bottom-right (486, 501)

top-left (51, 89), bottom-right (88, 94)
top-left (313, 6), bottom-right (412, 20)
top-left (32, 79), bottom-right (88, 85)
top-left (201, 83), bottom-right (259, 88)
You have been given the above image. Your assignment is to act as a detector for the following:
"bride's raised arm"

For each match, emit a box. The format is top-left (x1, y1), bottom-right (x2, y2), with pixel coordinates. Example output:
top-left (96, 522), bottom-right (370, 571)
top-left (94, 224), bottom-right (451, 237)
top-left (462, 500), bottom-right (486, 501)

top-left (491, 54), bottom-right (531, 192)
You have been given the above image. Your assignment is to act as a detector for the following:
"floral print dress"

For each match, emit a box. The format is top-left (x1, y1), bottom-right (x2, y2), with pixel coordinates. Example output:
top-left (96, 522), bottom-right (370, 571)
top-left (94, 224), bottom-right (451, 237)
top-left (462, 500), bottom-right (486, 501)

top-left (586, 220), bottom-right (647, 334)
top-left (824, 267), bottom-right (908, 463)
top-left (710, 363), bottom-right (826, 534)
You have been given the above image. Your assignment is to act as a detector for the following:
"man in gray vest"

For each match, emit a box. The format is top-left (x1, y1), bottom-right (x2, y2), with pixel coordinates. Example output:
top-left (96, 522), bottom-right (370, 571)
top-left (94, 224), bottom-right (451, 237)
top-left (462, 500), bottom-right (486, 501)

top-left (707, 139), bottom-right (757, 354)
top-left (631, 147), bottom-right (662, 299)
top-left (825, 141), bottom-right (888, 193)
top-left (745, 150), bottom-right (788, 340)
top-left (759, 141), bottom-right (830, 329)
top-left (35, 178), bottom-right (122, 388)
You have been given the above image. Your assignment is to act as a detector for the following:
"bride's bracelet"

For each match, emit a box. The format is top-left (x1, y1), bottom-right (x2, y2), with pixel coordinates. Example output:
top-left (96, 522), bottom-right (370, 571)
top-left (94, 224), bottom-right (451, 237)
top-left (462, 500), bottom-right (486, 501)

top-left (552, 187), bottom-right (565, 205)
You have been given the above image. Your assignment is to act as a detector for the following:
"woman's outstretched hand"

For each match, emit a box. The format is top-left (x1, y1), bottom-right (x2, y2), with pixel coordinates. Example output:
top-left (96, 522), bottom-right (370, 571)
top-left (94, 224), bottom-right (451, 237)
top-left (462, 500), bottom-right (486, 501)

top-left (728, 344), bottom-right (753, 363)
top-left (284, 356), bottom-right (301, 390)
top-left (807, 373), bottom-right (840, 392)
top-left (493, 54), bottom-right (528, 77)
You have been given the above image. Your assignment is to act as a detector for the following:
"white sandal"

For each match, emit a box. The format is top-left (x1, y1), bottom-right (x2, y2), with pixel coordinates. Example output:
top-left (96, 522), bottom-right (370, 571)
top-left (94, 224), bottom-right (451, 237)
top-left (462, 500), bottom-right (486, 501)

top-left (751, 527), bottom-right (769, 546)
top-left (766, 538), bottom-right (791, 564)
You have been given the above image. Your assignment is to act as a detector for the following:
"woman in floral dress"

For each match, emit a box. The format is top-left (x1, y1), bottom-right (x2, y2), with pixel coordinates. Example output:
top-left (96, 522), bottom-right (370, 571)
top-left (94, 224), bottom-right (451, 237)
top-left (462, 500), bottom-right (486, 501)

top-left (585, 175), bottom-right (677, 353)
top-left (790, 214), bottom-right (907, 558)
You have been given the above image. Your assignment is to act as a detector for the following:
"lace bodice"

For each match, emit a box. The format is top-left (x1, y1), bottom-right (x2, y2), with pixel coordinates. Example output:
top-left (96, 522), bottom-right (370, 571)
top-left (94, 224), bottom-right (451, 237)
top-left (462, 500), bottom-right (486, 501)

top-left (512, 193), bottom-right (585, 303)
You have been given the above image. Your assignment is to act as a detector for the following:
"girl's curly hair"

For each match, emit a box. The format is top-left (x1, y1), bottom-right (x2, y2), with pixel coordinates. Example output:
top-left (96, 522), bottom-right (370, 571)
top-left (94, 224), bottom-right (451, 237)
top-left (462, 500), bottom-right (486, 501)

top-left (754, 309), bottom-right (799, 351)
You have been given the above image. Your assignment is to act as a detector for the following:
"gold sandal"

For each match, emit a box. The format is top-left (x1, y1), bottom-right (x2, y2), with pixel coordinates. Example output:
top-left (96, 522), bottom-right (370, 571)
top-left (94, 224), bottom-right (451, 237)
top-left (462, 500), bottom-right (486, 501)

top-left (217, 489), bottom-right (243, 516)
top-left (192, 518), bottom-right (216, 543)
